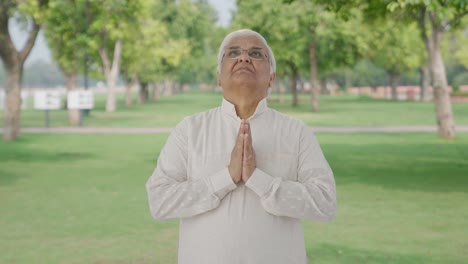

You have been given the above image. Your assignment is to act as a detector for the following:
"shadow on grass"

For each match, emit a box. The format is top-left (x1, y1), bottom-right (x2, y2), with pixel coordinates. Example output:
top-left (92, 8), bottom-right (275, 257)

top-left (325, 141), bottom-right (468, 193)
top-left (0, 148), bottom-right (94, 163)
top-left (0, 169), bottom-right (26, 186)
top-left (308, 243), bottom-right (452, 264)
top-left (0, 140), bottom-right (95, 186)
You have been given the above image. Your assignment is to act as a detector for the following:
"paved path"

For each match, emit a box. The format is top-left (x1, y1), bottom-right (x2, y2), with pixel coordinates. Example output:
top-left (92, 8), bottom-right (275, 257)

top-left (2, 126), bottom-right (467, 134)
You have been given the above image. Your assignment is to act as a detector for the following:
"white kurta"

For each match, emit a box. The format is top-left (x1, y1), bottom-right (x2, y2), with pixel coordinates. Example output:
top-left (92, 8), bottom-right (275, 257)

top-left (146, 97), bottom-right (337, 264)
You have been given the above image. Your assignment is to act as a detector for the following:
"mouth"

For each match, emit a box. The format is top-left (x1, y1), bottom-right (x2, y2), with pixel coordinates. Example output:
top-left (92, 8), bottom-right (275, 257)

top-left (233, 66), bottom-right (254, 73)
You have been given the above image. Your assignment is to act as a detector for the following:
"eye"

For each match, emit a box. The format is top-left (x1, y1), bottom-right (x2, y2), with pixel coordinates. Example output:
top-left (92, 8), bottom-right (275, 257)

top-left (249, 50), bottom-right (263, 59)
top-left (227, 49), bottom-right (241, 58)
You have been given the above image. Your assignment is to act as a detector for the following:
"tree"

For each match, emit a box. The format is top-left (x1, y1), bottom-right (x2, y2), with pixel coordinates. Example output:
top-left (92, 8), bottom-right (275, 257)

top-left (169, 0), bottom-right (220, 86)
top-left (0, 0), bottom-right (49, 141)
top-left (233, 0), bottom-right (308, 106)
top-left (235, 0), bottom-right (368, 111)
top-left (368, 19), bottom-right (422, 100)
top-left (85, 0), bottom-right (142, 112)
top-left (385, 1), bottom-right (468, 138)
top-left (44, 0), bottom-right (87, 125)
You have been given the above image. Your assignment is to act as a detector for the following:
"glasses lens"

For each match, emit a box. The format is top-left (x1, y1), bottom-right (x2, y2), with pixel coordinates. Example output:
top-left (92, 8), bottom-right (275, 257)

top-left (248, 50), bottom-right (264, 60)
top-left (225, 48), bottom-right (264, 60)
top-left (227, 49), bottom-right (241, 59)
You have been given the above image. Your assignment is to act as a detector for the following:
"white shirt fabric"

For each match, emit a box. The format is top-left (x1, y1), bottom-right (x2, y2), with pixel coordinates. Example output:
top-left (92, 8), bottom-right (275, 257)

top-left (146, 97), bottom-right (337, 264)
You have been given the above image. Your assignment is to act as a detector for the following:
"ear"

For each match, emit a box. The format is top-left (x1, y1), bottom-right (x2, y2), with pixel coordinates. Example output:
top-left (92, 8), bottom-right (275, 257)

top-left (217, 71), bottom-right (221, 86)
top-left (268, 73), bottom-right (276, 87)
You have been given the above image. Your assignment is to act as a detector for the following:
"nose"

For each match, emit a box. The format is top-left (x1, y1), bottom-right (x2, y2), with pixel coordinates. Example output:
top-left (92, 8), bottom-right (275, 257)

top-left (237, 51), bottom-right (252, 63)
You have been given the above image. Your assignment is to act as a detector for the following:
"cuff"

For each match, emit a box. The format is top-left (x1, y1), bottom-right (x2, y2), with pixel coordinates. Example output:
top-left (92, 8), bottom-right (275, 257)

top-left (245, 168), bottom-right (274, 198)
top-left (205, 167), bottom-right (237, 199)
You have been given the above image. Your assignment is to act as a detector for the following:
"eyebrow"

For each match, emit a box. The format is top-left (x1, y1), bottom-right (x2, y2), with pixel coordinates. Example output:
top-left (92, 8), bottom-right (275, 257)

top-left (228, 46), bottom-right (263, 50)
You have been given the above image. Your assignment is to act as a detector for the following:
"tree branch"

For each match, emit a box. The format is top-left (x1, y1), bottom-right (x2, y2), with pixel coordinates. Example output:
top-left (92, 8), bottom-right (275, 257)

top-left (417, 6), bottom-right (429, 44)
top-left (110, 39), bottom-right (122, 79)
top-left (443, 9), bottom-right (468, 30)
top-left (98, 46), bottom-right (111, 78)
top-left (0, 5), bottom-right (17, 68)
top-left (18, 19), bottom-right (41, 63)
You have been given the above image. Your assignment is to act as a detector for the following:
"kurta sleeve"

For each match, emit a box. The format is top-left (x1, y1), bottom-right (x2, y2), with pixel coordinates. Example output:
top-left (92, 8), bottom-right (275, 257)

top-left (245, 126), bottom-right (337, 221)
top-left (146, 119), bottom-right (237, 221)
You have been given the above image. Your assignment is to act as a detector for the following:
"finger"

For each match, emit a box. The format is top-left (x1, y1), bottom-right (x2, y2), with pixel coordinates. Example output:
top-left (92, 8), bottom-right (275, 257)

top-left (243, 133), bottom-right (252, 161)
top-left (246, 122), bottom-right (252, 144)
top-left (241, 119), bottom-right (247, 135)
top-left (235, 123), bottom-right (244, 148)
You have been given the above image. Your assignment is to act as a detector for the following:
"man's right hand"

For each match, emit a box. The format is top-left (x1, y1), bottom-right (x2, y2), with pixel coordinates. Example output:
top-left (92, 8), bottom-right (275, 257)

top-left (228, 120), bottom-right (245, 183)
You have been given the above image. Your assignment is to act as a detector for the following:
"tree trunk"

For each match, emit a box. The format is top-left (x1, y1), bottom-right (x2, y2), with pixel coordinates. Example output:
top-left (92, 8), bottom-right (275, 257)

top-left (320, 79), bottom-right (327, 95)
top-left (64, 72), bottom-right (80, 126)
top-left (0, 14), bottom-right (41, 141)
top-left (279, 81), bottom-right (285, 104)
top-left (290, 76), bottom-right (298, 107)
top-left (288, 61), bottom-right (298, 107)
top-left (174, 82), bottom-right (181, 94)
top-left (164, 77), bottom-right (173, 96)
top-left (419, 64), bottom-right (431, 101)
top-left (429, 28), bottom-right (455, 138)
top-left (98, 39), bottom-right (122, 113)
top-left (309, 42), bottom-right (320, 112)
top-left (3, 65), bottom-right (22, 140)
top-left (139, 82), bottom-right (149, 104)
top-left (125, 73), bottom-right (137, 108)
top-left (418, 9), bottom-right (455, 138)
top-left (344, 68), bottom-right (352, 91)
top-left (389, 72), bottom-right (400, 101)
top-left (152, 83), bottom-right (161, 101)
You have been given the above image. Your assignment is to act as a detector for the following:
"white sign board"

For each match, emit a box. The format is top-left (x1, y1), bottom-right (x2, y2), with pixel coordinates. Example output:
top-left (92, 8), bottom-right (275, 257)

top-left (34, 91), bottom-right (62, 110)
top-left (21, 91), bottom-right (28, 109)
top-left (68, 90), bottom-right (94, 109)
top-left (1, 90), bottom-right (30, 110)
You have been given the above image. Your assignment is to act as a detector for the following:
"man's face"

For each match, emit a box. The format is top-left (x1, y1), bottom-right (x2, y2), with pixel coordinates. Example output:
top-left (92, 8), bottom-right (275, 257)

top-left (218, 36), bottom-right (274, 100)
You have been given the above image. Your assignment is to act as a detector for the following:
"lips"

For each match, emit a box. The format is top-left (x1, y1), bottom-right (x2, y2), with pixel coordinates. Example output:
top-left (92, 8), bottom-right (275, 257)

top-left (233, 66), bottom-right (254, 73)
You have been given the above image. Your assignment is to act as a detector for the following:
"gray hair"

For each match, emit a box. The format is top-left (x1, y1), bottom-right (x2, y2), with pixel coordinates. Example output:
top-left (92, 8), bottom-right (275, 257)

top-left (216, 29), bottom-right (276, 74)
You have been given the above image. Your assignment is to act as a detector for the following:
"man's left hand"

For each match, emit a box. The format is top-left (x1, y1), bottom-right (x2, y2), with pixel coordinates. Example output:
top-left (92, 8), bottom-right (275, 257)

top-left (242, 121), bottom-right (256, 182)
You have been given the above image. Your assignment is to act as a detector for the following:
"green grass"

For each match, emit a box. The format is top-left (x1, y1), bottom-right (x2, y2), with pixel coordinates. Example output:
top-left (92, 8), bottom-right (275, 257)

top-left (18, 90), bottom-right (468, 127)
top-left (1, 133), bottom-right (467, 263)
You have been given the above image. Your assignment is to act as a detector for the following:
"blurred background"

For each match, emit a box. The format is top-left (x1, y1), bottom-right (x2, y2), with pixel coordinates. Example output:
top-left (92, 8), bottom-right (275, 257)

top-left (1, 0), bottom-right (467, 263)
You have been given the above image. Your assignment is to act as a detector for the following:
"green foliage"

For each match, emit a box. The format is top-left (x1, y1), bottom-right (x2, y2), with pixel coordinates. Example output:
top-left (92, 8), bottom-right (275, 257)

top-left (84, 0), bottom-right (143, 78)
top-left (234, 0), bottom-right (369, 80)
top-left (452, 28), bottom-right (468, 69)
top-left (388, 0), bottom-right (468, 29)
top-left (234, 0), bottom-right (307, 78)
top-left (44, 0), bottom-right (87, 75)
top-left (368, 19), bottom-right (423, 75)
top-left (162, 0), bottom-right (220, 84)
top-left (16, 0), bottom-right (50, 23)
top-left (119, 0), bottom-right (220, 85)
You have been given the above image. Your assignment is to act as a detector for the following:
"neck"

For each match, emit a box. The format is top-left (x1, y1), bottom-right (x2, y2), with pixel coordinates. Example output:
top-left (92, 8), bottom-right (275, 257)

top-left (223, 83), bottom-right (267, 119)
top-left (224, 93), bottom-right (263, 119)
top-left (234, 99), bottom-right (259, 119)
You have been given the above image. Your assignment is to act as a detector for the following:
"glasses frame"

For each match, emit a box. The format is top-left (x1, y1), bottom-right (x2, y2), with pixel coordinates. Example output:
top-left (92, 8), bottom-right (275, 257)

top-left (223, 47), bottom-right (268, 61)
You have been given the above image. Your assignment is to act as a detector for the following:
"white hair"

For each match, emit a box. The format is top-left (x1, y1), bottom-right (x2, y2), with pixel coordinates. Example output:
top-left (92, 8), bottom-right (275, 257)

top-left (216, 29), bottom-right (276, 74)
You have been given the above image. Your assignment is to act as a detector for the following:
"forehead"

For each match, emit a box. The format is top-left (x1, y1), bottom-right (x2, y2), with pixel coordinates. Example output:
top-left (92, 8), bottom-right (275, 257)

top-left (225, 35), bottom-right (267, 49)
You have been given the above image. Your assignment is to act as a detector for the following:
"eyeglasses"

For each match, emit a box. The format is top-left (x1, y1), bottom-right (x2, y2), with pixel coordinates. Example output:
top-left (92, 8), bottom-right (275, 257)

top-left (224, 47), bottom-right (267, 60)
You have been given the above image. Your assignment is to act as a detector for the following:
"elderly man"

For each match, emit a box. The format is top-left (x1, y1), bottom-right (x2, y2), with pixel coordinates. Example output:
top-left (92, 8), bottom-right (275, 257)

top-left (146, 29), bottom-right (336, 264)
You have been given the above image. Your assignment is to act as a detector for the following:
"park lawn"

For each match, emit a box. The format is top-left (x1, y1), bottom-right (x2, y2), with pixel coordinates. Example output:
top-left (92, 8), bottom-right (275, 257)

top-left (18, 90), bottom-right (468, 128)
top-left (1, 133), bottom-right (467, 263)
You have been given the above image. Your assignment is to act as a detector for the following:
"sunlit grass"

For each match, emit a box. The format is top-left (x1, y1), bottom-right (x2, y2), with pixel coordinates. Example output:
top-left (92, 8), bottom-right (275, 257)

top-left (1, 133), bottom-right (467, 263)
top-left (17, 90), bottom-right (468, 128)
